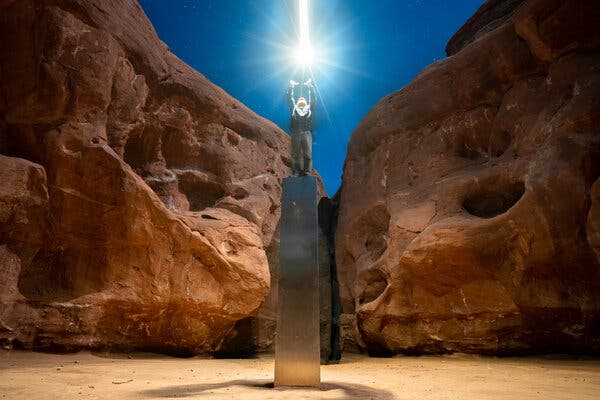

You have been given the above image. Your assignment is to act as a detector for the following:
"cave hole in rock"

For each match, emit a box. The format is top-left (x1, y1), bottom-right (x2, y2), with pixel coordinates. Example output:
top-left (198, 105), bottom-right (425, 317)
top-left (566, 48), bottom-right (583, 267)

top-left (463, 180), bottom-right (525, 218)
top-left (123, 133), bottom-right (146, 172)
top-left (178, 178), bottom-right (225, 211)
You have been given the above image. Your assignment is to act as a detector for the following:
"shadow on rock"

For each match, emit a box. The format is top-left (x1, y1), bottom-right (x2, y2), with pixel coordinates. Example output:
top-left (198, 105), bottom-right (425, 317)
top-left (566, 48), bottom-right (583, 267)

top-left (141, 379), bottom-right (395, 399)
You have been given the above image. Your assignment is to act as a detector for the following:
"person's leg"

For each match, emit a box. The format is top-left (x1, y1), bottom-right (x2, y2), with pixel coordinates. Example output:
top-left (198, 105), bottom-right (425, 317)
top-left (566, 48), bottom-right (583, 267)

top-left (291, 132), bottom-right (301, 175)
top-left (302, 131), bottom-right (313, 174)
top-left (298, 133), bottom-right (305, 174)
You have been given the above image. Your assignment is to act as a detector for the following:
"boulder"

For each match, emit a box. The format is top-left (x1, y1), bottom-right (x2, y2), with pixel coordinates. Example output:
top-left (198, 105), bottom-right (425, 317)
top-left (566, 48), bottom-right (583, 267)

top-left (336, 0), bottom-right (600, 355)
top-left (0, 0), bottom-right (292, 354)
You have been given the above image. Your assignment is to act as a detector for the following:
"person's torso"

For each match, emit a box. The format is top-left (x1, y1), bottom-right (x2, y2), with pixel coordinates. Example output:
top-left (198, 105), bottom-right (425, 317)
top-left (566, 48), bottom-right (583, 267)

top-left (291, 106), bottom-right (313, 132)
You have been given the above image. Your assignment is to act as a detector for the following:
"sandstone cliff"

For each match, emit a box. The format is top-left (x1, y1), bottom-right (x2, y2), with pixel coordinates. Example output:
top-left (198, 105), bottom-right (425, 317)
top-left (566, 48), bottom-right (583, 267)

top-left (336, 0), bottom-right (600, 355)
top-left (0, 0), bottom-right (292, 354)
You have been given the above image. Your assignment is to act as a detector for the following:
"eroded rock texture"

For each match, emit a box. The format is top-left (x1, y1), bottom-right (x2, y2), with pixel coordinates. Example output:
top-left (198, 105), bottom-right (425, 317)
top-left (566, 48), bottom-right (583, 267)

top-left (337, 0), bottom-right (600, 355)
top-left (0, 0), bottom-right (292, 354)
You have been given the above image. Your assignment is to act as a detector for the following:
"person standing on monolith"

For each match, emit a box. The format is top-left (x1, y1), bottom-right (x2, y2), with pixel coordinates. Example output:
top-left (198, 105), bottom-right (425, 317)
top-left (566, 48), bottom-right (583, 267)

top-left (288, 78), bottom-right (315, 176)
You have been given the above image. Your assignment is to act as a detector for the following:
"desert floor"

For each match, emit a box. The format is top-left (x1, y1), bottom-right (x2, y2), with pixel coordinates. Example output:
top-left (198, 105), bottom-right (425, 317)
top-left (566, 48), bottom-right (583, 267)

top-left (1, 350), bottom-right (599, 399)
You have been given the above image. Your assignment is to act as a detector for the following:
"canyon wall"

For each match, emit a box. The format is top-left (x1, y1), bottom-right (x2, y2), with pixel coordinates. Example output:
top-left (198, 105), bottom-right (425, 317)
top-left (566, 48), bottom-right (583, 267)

top-left (336, 0), bottom-right (600, 354)
top-left (0, 0), bottom-right (293, 354)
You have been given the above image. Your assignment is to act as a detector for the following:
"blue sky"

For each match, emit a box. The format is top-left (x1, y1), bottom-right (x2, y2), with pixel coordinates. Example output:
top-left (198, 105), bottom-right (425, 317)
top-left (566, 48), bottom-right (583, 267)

top-left (138, 0), bottom-right (485, 195)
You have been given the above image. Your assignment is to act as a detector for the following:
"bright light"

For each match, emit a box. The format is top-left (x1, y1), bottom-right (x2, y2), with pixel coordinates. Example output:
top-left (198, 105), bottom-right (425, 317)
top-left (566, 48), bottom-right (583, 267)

top-left (295, 0), bottom-right (315, 66)
top-left (295, 43), bottom-right (315, 66)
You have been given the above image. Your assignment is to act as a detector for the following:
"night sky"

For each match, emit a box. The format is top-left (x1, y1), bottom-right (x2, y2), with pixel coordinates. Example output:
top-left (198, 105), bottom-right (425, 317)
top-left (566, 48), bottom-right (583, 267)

top-left (138, 0), bottom-right (485, 195)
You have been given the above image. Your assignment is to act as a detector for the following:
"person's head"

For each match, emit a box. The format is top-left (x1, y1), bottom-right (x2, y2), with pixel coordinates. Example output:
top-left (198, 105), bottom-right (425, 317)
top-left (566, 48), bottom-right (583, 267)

top-left (296, 97), bottom-right (307, 107)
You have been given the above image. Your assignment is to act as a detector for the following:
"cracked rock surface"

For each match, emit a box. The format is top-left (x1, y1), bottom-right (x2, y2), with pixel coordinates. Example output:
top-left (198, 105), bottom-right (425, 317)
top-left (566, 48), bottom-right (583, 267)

top-left (336, 0), bottom-right (600, 355)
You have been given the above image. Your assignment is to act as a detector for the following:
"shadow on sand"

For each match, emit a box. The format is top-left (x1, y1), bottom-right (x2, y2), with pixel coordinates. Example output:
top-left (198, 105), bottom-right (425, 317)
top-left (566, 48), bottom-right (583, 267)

top-left (141, 379), bottom-right (394, 399)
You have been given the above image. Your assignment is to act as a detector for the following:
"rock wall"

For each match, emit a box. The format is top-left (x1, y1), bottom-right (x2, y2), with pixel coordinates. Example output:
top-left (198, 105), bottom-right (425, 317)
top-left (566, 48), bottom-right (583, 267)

top-left (0, 0), bottom-right (293, 354)
top-left (336, 0), bottom-right (600, 355)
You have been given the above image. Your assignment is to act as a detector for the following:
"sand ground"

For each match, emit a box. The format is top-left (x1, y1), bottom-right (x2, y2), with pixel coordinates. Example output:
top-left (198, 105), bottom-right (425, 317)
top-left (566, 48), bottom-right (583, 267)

top-left (1, 350), bottom-right (599, 399)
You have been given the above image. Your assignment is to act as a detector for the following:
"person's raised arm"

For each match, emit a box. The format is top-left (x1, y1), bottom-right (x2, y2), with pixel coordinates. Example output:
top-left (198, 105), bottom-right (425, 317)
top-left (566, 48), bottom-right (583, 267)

top-left (288, 80), bottom-right (299, 112)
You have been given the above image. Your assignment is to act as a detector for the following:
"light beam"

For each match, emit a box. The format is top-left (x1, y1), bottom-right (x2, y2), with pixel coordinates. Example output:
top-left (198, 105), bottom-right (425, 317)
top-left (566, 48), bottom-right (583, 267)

top-left (295, 0), bottom-right (315, 66)
top-left (299, 0), bottom-right (310, 45)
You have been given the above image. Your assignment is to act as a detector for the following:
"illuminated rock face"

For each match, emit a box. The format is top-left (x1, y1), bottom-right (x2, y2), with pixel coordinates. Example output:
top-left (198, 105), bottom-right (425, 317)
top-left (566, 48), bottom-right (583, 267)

top-left (0, 0), bottom-right (292, 354)
top-left (336, 0), bottom-right (600, 355)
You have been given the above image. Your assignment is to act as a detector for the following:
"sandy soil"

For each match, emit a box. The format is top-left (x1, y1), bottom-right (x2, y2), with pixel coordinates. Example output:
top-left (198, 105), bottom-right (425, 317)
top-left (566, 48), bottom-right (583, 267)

top-left (1, 350), bottom-right (599, 399)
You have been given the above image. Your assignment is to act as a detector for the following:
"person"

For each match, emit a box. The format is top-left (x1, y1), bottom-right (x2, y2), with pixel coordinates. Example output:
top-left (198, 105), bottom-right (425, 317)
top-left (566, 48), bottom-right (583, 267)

top-left (287, 78), bottom-right (315, 176)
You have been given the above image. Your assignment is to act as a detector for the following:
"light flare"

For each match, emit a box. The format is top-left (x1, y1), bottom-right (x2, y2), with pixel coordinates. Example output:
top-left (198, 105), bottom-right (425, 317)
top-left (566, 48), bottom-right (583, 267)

top-left (295, 43), bottom-right (315, 65)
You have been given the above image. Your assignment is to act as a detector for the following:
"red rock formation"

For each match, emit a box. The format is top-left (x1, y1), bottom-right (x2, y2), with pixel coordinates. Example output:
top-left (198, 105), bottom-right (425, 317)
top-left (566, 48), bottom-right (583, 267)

top-left (446, 0), bottom-right (525, 56)
top-left (336, 0), bottom-right (600, 355)
top-left (0, 0), bottom-right (292, 354)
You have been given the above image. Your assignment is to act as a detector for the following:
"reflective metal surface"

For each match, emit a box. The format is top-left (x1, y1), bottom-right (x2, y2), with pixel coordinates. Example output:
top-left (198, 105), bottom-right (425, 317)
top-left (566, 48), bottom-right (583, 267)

top-left (275, 176), bottom-right (320, 387)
